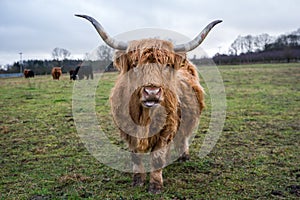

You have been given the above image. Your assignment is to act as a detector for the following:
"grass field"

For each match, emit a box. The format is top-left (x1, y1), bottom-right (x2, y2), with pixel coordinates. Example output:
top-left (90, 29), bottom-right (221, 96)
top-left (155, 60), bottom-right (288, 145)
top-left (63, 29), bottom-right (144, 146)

top-left (1, 63), bottom-right (299, 199)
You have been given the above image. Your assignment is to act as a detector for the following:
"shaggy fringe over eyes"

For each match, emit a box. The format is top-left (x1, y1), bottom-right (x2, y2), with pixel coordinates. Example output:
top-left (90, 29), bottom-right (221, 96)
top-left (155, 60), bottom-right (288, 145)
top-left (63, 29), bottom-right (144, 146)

top-left (114, 39), bottom-right (187, 73)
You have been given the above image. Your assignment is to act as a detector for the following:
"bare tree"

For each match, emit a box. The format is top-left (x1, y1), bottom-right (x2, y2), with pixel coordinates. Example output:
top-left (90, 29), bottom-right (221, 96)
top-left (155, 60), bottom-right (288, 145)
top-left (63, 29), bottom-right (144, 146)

top-left (244, 35), bottom-right (254, 53)
top-left (96, 45), bottom-right (114, 62)
top-left (229, 34), bottom-right (275, 55)
top-left (229, 35), bottom-right (243, 55)
top-left (52, 47), bottom-right (71, 60)
top-left (254, 34), bottom-right (275, 51)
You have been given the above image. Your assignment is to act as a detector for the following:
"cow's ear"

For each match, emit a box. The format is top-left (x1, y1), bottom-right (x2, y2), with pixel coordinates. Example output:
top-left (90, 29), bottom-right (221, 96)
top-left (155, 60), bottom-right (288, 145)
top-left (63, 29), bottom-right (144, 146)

top-left (114, 52), bottom-right (129, 73)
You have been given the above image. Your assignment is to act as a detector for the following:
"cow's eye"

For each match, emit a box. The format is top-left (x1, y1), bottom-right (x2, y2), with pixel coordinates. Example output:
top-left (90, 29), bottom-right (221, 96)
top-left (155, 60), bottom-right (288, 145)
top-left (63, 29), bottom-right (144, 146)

top-left (165, 64), bottom-right (174, 72)
top-left (163, 65), bottom-right (172, 73)
top-left (166, 64), bottom-right (174, 68)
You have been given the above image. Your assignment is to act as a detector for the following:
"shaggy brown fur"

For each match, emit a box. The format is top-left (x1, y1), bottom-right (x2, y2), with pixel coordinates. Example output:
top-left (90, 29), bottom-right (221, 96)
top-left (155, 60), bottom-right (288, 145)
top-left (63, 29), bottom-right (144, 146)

top-left (110, 39), bottom-right (204, 194)
top-left (52, 67), bottom-right (62, 80)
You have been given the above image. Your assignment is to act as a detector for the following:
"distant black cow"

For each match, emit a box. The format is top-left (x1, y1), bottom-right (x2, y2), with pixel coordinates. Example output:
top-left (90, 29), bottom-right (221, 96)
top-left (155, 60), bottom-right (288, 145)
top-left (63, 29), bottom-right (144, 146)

top-left (105, 62), bottom-right (117, 72)
top-left (69, 66), bottom-right (80, 80)
top-left (77, 65), bottom-right (93, 80)
top-left (24, 69), bottom-right (34, 78)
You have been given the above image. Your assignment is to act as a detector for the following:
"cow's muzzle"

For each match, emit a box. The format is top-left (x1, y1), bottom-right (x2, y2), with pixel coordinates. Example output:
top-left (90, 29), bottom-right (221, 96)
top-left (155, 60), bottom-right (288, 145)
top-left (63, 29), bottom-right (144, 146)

top-left (141, 86), bottom-right (162, 108)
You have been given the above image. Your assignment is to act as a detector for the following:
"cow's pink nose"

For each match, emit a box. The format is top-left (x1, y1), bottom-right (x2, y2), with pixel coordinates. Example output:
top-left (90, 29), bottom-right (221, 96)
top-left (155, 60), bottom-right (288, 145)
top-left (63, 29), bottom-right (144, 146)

top-left (143, 87), bottom-right (161, 96)
top-left (142, 87), bottom-right (162, 108)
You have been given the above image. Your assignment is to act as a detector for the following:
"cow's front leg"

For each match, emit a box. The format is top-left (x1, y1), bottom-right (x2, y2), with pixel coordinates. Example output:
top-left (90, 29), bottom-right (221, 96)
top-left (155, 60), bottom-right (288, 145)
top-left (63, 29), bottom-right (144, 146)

top-left (149, 169), bottom-right (163, 194)
top-left (149, 142), bottom-right (169, 194)
top-left (131, 151), bottom-right (146, 187)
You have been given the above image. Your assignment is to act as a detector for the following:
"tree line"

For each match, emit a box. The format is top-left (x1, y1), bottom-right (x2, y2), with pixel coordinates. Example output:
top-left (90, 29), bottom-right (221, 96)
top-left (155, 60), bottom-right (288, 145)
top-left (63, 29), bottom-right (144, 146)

top-left (212, 28), bottom-right (300, 65)
top-left (2, 28), bottom-right (300, 74)
top-left (1, 46), bottom-right (114, 75)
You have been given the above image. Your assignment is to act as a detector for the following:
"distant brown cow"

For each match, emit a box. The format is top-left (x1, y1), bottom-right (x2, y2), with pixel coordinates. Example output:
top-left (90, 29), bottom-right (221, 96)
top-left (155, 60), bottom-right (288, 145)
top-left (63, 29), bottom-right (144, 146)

top-left (52, 67), bottom-right (62, 80)
top-left (76, 14), bottom-right (221, 194)
top-left (23, 69), bottom-right (34, 78)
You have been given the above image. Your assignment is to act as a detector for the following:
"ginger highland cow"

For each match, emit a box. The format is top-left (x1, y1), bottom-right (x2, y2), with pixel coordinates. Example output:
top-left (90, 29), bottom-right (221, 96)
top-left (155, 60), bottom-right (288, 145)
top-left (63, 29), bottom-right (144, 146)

top-left (76, 14), bottom-right (221, 194)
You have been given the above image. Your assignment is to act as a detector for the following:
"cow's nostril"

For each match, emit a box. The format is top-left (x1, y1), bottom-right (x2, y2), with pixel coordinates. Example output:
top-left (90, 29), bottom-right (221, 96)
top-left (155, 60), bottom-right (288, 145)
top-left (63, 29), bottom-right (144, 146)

top-left (142, 87), bottom-right (162, 108)
top-left (144, 87), bottom-right (161, 95)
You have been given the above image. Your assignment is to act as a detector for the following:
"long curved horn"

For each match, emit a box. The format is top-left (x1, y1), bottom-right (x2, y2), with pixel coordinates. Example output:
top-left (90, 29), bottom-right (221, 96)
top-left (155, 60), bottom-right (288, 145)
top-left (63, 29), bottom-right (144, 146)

top-left (174, 20), bottom-right (222, 52)
top-left (75, 14), bottom-right (128, 50)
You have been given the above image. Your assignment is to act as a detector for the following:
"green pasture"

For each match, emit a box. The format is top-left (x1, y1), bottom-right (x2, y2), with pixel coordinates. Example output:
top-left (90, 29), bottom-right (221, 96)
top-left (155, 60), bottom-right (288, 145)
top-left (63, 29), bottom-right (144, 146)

top-left (1, 63), bottom-right (299, 199)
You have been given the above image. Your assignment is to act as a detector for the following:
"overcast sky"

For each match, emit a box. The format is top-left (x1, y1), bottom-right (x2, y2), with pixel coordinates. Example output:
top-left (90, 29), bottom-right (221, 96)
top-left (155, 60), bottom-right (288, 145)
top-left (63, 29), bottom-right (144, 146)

top-left (0, 0), bottom-right (299, 66)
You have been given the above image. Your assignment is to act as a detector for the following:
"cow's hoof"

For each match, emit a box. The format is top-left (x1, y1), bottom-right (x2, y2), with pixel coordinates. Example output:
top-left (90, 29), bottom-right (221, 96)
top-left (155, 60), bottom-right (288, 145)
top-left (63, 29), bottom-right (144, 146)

top-left (149, 183), bottom-right (162, 194)
top-left (177, 152), bottom-right (190, 162)
top-left (132, 175), bottom-right (145, 187)
top-left (132, 180), bottom-right (145, 187)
